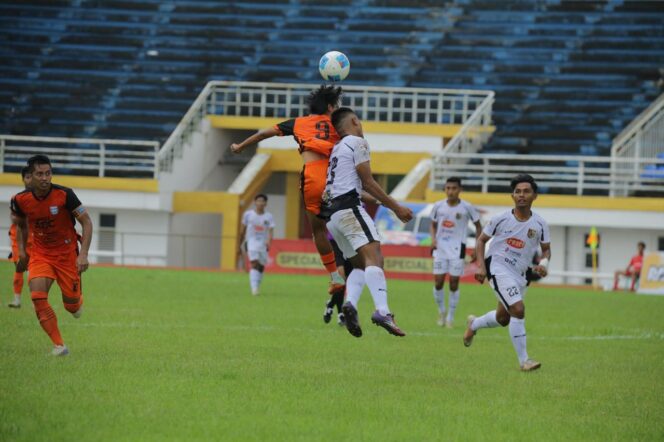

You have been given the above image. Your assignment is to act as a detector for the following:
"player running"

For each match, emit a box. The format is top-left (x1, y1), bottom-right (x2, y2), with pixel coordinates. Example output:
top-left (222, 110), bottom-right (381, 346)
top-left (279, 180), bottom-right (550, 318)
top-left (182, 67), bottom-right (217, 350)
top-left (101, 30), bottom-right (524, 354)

top-left (239, 194), bottom-right (275, 296)
top-left (7, 166), bottom-right (33, 308)
top-left (463, 174), bottom-right (550, 371)
top-left (12, 155), bottom-right (93, 356)
top-left (430, 177), bottom-right (481, 328)
top-left (322, 107), bottom-right (413, 338)
top-left (230, 85), bottom-right (346, 294)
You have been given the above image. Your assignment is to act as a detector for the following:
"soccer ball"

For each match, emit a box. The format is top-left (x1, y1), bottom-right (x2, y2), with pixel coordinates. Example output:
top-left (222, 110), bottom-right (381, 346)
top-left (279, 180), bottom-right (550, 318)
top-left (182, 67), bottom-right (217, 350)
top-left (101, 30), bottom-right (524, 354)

top-left (319, 51), bottom-right (350, 82)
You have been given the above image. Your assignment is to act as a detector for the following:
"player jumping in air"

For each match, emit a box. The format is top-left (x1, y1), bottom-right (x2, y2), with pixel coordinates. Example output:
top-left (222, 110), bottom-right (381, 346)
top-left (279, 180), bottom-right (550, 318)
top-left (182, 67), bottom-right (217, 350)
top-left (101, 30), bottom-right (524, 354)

top-left (463, 174), bottom-right (550, 371)
top-left (430, 177), bottom-right (481, 328)
top-left (7, 166), bottom-right (33, 308)
top-left (238, 194), bottom-right (275, 296)
top-left (322, 107), bottom-right (413, 338)
top-left (12, 155), bottom-right (93, 356)
top-left (230, 85), bottom-right (346, 295)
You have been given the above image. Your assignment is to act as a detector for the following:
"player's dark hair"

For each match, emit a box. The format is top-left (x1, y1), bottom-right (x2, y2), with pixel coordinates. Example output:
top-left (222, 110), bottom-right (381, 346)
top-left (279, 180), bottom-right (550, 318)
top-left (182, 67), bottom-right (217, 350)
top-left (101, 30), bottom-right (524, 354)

top-left (330, 107), bottom-right (355, 131)
top-left (638, 241), bottom-right (646, 249)
top-left (446, 177), bottom-right (462, 186)
top-left (20, 166), bottom-right (31, 178)
top-left (27, 154), bottom-right (51, 172)
top-left (255, 194), bottom-right (268, 202)
top-left (308, 84), bottom-right (343, 115)
top-left (510, 174), bottom-right (538, 193)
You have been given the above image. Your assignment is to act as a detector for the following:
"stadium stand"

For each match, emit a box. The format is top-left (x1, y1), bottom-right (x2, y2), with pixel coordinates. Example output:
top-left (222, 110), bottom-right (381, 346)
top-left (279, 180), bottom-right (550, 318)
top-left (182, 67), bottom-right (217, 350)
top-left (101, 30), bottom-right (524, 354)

top-left (1, 0), bottom-right (662, 160)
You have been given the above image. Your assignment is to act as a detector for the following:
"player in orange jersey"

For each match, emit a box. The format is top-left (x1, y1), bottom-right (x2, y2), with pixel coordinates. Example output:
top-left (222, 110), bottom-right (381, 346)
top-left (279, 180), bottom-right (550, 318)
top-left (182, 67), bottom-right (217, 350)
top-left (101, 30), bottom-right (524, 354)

top-left (7, 166), bottom-right (33, 308)
top-left (11, 155), bottom-right (93, 356)
top-left (230, 85), bottom-right (346, 292)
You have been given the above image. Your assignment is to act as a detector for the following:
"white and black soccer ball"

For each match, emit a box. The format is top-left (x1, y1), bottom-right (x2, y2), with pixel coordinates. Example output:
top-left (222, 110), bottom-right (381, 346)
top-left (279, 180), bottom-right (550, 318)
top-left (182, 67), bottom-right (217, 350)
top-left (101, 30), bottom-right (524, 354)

top-left (319, 51), bottom-right (350, 82)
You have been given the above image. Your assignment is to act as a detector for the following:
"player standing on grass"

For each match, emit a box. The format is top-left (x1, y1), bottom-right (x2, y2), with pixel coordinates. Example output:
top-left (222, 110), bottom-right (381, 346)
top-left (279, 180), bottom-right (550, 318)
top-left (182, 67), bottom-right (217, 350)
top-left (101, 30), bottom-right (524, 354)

top-left (239, 194), bottom-right (275, 296)
top-left (463, 174), bottom-right (550, 371)
top-left (322, 107), bottom-right (413, 338)
top-left (7, 166), bottom-right (33, 308)
top-left (11, 155), bottom-right (93, 356)
top-left (230, 85), bottom-right (346, 296)
top-left (430, 177), bottom-right (481, 328)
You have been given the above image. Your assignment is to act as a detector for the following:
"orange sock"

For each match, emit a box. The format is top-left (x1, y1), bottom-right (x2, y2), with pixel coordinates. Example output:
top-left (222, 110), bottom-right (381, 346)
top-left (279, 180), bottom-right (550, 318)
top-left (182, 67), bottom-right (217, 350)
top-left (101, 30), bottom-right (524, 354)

top-left (31, 292), bottom-right (64, 346)
top-left (13, 272), bottom-right (24, 294)
top-left (321, 252), bottom-right (337, 274)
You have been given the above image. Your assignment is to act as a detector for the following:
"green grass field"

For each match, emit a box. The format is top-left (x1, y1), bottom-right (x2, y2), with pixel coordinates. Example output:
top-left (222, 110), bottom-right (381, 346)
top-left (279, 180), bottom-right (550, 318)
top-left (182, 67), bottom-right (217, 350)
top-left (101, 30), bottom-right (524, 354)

top-left (1, 262), bottom-right (663, 441)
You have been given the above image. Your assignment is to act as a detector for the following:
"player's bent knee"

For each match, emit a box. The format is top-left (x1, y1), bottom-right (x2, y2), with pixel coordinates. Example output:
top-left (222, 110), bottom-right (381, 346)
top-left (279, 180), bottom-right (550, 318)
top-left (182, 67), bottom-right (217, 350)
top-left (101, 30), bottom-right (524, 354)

top-left (497, 314), bottom-right (511, 327)
top-left (509, 304), bottom-right (525, 319)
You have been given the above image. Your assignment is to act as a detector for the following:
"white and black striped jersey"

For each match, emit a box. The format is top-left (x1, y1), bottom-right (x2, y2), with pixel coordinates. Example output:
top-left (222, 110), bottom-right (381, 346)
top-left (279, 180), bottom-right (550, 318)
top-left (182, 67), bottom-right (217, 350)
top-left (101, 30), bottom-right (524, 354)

top-left (322, 135), bottom-right (370, 203)
top-left (242, 209), bottom-right (275, 251)
top-left (431, 199), bottom-right (480, 259)
top-left (483, 209), bottom-right (550, 283)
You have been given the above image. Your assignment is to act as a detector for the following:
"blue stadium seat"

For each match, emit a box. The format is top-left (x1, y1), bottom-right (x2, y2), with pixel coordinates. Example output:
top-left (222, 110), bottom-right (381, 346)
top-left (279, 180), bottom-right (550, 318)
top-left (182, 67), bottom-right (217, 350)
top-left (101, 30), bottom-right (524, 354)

top-left (0, 0), bottom-right (662, 158)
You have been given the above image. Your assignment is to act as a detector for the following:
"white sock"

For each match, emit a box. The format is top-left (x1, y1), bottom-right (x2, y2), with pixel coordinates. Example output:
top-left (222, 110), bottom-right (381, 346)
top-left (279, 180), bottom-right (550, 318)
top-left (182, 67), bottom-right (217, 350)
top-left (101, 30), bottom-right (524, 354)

top-left (446, 290), bottom-right (460, 322)
top-left (509, 317), bottom-right (529, 364)
top-left (433, 287), bottom-right (446, 314)
top-left (345, 269), bottom-right (365, 308)
top-left (257, 271), bottom-right (264, 287)
top-left (249, 269), bottom-right (260, 291)
top-left (471, 310), bottom-right (500, 331)
top-left (364, 266), bottom-right (390, 316)
top-left (13, 294), bottom-right (21, 304)
top-left (331, 271), bottom-right (345, 285)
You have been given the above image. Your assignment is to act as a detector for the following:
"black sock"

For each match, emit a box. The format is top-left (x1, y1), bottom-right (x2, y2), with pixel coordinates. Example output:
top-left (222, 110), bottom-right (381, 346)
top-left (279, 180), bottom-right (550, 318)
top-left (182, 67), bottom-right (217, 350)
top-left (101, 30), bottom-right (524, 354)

top-left (332, 290), bottom-right (345, 313)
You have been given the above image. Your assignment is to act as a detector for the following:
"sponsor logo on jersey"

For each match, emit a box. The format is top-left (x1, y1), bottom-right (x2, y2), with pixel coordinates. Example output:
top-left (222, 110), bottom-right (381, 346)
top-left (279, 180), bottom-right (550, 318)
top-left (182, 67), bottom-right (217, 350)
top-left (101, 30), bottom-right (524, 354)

top-left (442, 220), bottom-right (455, 228)
top-left (49, 206), bottom-right (58, 215)
top-left (506, 237), bottom-right (525, 249)
top-left (527, 228), bottom-right (536, 239)
top-left (254, 225), bottom-right (265, 232)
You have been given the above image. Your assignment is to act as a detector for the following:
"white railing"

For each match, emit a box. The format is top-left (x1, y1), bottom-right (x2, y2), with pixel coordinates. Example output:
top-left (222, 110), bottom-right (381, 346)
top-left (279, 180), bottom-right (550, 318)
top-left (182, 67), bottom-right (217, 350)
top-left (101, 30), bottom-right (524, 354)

top-left (431, 152), bottom-right (664, 195)
top-left (0, 135), bottom-right (159, 178)
top-left (157, 81), bottom-right (495, 173)
top-left (440, 92), bottom-right (494, 157)
top-left (610, 93), bottom-right (664, 196)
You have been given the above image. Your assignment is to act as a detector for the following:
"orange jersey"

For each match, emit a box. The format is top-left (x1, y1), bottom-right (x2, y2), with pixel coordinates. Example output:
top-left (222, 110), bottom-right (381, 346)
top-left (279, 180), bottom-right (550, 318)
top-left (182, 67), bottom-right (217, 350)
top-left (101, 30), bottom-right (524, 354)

top-left (274, 114), bottom-right (340, 157)
top-left (11, 184), bottom-right (83, 258)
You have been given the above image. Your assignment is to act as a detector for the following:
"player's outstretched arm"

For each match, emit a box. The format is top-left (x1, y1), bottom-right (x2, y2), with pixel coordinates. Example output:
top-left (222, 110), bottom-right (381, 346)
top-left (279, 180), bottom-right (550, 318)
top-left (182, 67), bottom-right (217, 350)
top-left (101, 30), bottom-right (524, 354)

top-left (75, 208), bottom-right (93, 273)
top-left (356, 162), bottom-right (412, 223)
top-left (474, 232), bottom-right (491, 283)
top-left (230, 127), bottom-right (280, 154)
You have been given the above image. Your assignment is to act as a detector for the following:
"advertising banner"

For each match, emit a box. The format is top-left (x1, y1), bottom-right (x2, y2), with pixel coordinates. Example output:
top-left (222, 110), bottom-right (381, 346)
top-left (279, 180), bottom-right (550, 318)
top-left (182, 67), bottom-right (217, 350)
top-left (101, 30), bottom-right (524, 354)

top-left (637, 252), bottom-right (664, 295)
top-left (262, 239), bottom-right (478, 282)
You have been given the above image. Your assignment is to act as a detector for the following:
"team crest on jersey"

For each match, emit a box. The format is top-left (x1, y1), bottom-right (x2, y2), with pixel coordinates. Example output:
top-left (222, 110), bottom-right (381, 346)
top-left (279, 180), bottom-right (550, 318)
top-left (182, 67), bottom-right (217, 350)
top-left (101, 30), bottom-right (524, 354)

top-left (456, 213), bottom-right (462, 220)
top-left (527, 228), bottom-right (537, 238)
top-left (506, 238), bottom-right (525, 249)
top-left (49, 206), bottom-right (58, 215)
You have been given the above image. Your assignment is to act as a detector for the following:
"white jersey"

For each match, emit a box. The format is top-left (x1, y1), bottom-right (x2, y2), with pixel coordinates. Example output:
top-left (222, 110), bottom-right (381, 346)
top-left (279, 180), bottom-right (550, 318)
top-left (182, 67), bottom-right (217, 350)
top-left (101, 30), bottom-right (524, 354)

top-left (484, 209), bottom-right (550, 284)
top-left (431, 199), bottom-right (480, 259)
top-left (242, 209), bottom-right (275, 251)
top-left (323, 135), bottom-right (371, 202)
